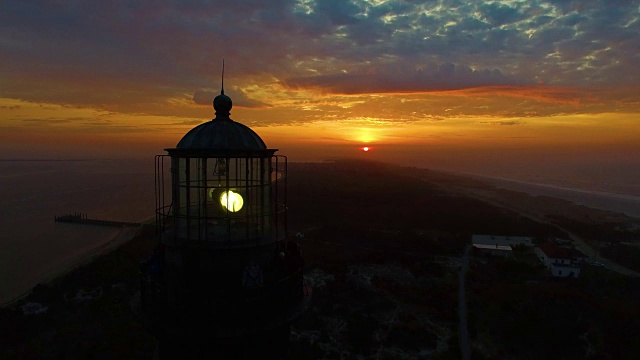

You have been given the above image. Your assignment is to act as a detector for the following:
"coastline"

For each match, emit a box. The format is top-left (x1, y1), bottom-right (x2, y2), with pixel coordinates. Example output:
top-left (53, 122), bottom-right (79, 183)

top-left (1, 217), bottom-right (154, 307)
top-left (455, 172), bottom-right (640, 219)
top-left (5, 163), bottom-right (639, 307)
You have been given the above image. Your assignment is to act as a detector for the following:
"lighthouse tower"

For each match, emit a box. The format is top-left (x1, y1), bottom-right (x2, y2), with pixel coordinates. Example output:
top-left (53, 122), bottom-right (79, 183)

top-left (139, 87), bottom-right (308, 359)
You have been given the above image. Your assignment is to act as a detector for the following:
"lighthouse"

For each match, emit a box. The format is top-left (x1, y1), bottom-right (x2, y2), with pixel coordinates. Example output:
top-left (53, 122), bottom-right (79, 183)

top-left (139, 85), bottom-right (309, 359)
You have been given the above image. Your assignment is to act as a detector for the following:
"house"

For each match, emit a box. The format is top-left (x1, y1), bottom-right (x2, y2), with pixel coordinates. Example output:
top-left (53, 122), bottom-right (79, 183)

top-left (535, 242), bottom-right (581, 278)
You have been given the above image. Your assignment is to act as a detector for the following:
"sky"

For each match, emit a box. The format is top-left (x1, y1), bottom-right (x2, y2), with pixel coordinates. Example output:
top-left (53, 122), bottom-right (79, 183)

top-left (1, 0), bottom-right (639, 189)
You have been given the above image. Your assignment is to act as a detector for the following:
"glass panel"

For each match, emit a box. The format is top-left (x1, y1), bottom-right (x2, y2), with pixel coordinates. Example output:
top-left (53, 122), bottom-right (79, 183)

top-left (169, 156), bottom-right (280, 245)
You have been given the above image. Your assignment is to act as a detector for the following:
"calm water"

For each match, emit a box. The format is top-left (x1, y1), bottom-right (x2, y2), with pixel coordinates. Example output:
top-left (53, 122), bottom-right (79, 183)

top-left (0, 159), bottom-right (156, 304)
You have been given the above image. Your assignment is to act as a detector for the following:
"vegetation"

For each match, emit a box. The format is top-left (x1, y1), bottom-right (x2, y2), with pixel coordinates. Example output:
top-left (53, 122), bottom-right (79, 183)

top-left (0, 225), bottom-right (157, 359)
top-left (468, 256), bottom-right (640, 359)
top-left (2, 160), bottom-right (639, 359)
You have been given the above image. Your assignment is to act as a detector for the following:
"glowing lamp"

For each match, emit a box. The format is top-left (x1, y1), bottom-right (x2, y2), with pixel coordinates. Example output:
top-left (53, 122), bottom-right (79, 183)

top-left (220, 190), bottom-right (243, 212)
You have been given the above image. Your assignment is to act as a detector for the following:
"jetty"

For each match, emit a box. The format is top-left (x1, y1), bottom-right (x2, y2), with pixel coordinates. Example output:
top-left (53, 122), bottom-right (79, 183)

top-left (54, 213), bottom-right (141, 228)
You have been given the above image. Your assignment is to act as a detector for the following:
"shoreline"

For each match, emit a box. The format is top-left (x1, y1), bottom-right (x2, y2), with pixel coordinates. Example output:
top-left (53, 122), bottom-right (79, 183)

top-left (452, 172), bottom-right (640, 219)
top-left (465, 172), bottom-right (640, 200)
top-left (1, 217), bottom-right (154, 307)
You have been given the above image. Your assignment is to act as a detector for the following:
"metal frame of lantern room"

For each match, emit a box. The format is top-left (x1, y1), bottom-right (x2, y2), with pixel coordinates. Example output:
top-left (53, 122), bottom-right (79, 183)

top-left (154, 151), bottom-right (288, 249)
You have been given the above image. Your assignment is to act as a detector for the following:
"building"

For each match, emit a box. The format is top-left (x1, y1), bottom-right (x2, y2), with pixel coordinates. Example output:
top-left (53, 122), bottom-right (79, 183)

top-left (472, 234), bottom-right (533, 248)
top-left (472, 243), bottom-right (514, 257)
top-left (471, 234), bottom-right (533, 257)
top-left (137, 86), bottom-right (310, 359)
top-left (535, 242), bottom-right (581, 278)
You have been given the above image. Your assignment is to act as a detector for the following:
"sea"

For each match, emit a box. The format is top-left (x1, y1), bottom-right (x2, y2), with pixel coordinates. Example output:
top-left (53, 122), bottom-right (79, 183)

top-left (1, 158), bottom-right (639, 305)
top-left (0, 159), bottom-right (156, 305)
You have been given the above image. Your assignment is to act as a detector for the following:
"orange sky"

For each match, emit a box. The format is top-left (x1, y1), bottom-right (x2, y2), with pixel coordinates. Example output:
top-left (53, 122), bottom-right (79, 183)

top-left (1, 88), bottom-right (638, 163)
top-left (1, 0), bottom-right (639, 188)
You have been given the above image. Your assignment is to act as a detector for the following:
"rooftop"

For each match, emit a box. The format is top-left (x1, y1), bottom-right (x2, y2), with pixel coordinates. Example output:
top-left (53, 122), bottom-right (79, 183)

top-left (539, 242), bottom-right (571, 260)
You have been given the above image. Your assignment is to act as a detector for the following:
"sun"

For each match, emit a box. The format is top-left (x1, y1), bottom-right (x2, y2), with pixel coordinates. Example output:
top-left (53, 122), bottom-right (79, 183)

top-left (362, 146), bottom-right (370, 152)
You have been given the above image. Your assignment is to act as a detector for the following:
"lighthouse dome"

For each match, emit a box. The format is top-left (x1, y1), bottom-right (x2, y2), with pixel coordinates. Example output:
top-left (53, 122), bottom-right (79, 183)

top-left (176, 91), bottom-right (266, 150)
top-left (176, 118), bottom-right (266, 150)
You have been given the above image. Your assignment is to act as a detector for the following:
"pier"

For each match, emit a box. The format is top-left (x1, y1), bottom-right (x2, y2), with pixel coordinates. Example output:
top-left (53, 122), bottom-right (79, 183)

top-left (54, 213), bottom-right (141, 228)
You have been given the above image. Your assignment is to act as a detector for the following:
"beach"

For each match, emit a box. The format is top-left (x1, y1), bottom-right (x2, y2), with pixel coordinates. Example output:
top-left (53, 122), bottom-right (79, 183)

top-left (1, 224), bottom-right (144, 305)
top-left (458, 173), bottom-right (640, 219)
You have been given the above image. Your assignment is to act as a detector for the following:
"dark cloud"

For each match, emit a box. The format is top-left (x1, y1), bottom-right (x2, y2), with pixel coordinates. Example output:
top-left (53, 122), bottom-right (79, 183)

top-left (479, 2), bottom-right (524, 26)
top-left (284, 62), bottom-right (522, 94)
top-left (192, 88), bottom-right (268, 108)
top-left (480, 120), bottom-right (525, 126)
top-left (315, 0), bottom-right (361, 26)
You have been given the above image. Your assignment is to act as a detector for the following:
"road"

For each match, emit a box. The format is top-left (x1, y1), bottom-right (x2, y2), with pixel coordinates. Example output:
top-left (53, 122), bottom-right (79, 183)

top-left (478, 194), bottom-right (640, 277)
top-left (458, 245), bottom-right (471, 360)
top-left (432, 179), bottom-right (640, 278)
top-left (549, 223), bottom-right (640, 277)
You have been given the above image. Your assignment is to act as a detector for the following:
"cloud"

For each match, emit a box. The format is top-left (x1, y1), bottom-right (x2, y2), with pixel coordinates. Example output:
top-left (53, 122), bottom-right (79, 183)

top-left (283, 62), bottom-right (523, 94)
top-left (480, 120), bottom-right (525, 126)
top-left (21, 119), bottom-right (78, 124)
top-left (0, 0), bottom-right (638, 118)
top-left (19, 117), bottom-right (96, 124)
top-left (192, 88), bottom-right (269, 108)
top-left (479, 2), bottom-right (525, 26)
top-left (152, 119), bottom-right (204, 126)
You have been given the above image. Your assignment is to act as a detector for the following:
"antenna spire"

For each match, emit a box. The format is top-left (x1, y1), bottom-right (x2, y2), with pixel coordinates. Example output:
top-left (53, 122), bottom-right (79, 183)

top-left (213, 59), bottom-right (232, 119)
top-left (221, 59), bottom-right (225, 95)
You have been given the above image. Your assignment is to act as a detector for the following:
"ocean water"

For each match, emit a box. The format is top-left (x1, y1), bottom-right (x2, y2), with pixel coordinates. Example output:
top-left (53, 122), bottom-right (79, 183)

top-left (0, 159), bottom-right (156, 304)
top-left (427, 156), bottom-right (640, 218)
top-left (465, 174), bottom-right (640, 219)
top-left (472, 161), bottom-right (640, 198)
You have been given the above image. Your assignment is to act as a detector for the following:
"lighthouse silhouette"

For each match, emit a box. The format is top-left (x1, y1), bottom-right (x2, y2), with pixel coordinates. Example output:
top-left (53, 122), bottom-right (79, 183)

top-left (138, 78), bottom-right (309, 359)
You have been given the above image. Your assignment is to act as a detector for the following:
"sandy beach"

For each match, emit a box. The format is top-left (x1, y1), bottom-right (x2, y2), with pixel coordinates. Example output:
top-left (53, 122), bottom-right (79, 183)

top-left (457, 173), bottom-right (640, 219)
top-left (1, 224), bottom-right (146, 306)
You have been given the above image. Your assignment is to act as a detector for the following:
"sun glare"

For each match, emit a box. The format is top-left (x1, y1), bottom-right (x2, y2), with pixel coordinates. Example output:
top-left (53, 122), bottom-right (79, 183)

top-left (362, 146), bottom-right (370, 152)
top-left (356, 130), bottom-right (377, 143)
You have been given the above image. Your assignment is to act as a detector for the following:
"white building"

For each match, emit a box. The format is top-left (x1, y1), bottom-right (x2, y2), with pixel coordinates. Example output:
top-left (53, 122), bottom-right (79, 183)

top-left (472, 243), bottom-right (513, 257)
top-left (535, 243), bottom-right (580, 278)
top-left (472, 235), bottom-right (533, 248)
top-left (471, 234), bottom-right (532, 257)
